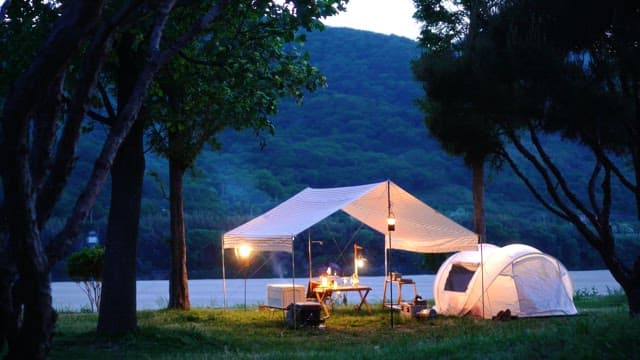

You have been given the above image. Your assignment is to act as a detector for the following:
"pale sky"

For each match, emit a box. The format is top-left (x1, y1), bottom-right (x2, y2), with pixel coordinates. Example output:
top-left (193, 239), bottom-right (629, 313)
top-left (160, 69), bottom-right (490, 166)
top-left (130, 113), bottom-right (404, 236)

top-left (323, 0), bottom-right (422, 40)
top-left (0, 0), bottom-right (422, 40)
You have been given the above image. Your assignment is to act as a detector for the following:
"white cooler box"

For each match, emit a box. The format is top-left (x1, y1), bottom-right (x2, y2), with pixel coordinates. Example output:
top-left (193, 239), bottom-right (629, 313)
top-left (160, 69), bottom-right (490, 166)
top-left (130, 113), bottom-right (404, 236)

top-left (266, 284), bottom-right (305, 309)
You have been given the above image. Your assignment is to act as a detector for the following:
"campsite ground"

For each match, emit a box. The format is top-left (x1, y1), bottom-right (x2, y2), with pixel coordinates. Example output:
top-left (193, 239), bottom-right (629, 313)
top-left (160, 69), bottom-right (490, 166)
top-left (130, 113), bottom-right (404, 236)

top-left (50, 294), bottom-right (638, 359)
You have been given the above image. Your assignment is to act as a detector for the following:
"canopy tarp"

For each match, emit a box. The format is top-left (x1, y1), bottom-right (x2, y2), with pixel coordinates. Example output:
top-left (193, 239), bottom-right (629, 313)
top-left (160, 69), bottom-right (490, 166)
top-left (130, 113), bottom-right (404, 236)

top-left (223, 180), bottom-right (478, 253)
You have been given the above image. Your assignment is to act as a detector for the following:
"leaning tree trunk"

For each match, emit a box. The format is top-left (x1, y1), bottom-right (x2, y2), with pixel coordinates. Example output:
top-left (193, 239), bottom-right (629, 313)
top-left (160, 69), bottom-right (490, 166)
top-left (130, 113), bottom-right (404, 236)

top-left (168, 158), bottom-right (190, 310)
top-left (97, 118), bottom-right (145, 335)
top-left (471, 159), bottom-right (486, 243)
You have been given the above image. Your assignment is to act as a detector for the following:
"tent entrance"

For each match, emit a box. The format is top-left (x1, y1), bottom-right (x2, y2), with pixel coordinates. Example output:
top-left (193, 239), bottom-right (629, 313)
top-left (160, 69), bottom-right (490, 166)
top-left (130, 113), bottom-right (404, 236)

top-left (444, 263), bottom-right (478, 292)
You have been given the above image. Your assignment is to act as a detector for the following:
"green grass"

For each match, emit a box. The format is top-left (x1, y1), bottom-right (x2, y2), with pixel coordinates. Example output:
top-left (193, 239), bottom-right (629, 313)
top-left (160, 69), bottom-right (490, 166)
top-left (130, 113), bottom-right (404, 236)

top-left (51, 296), bottom-right (639, 359)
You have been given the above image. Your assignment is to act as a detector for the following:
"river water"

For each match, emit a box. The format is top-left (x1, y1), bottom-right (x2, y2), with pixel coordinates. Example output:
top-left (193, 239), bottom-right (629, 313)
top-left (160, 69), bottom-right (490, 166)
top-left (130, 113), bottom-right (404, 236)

top-left (52, 270), bottom-right (621, 311)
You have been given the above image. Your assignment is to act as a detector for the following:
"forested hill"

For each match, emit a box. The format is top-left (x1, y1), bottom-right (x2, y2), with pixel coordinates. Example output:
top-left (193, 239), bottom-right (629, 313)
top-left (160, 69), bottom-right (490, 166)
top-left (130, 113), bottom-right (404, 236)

top-left (195, 27), bottom-right (611, 272)
top-left (61, 27), bottom-right (624, 280)
top-left (210, 27), bottom-right (472, 211)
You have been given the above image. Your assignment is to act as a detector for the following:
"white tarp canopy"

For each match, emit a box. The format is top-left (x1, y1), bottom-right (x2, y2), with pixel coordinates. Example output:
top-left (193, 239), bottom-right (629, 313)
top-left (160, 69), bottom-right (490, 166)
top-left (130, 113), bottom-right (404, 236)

top-left (223, 180), bottom-right (478, 254)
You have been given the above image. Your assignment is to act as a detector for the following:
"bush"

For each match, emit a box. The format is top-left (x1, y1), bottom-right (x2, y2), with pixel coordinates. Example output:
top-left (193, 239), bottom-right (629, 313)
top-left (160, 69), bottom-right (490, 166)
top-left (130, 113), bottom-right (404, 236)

top-left (66, 246), bottom-right (105, 312)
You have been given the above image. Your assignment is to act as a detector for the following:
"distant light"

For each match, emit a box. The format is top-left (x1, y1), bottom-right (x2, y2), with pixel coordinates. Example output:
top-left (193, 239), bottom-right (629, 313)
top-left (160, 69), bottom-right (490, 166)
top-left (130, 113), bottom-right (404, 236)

top-left (237, 245), bottom-right (252, 259)
top-left (86, 231), bottom-right (98, 247)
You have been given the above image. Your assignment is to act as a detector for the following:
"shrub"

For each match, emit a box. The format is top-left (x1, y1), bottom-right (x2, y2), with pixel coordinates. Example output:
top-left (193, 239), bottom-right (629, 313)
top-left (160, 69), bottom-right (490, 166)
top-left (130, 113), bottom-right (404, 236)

top-left (66, 246), bottom-right (105, 312)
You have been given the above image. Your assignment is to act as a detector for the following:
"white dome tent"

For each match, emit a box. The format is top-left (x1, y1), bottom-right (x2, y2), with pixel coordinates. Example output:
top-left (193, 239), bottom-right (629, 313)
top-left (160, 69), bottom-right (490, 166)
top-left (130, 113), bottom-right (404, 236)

top-left (433, 243), bottom-right (578, 319)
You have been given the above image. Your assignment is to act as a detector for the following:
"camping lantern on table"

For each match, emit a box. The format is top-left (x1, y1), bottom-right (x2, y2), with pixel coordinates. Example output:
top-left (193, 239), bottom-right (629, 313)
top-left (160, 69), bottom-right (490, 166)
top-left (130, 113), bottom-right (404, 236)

top-left (353, 244), bottom-right (366, 284)
top-left (350, 274), bottom-right (359, 286)
top-left (320, 273), bottom-right (329, 287)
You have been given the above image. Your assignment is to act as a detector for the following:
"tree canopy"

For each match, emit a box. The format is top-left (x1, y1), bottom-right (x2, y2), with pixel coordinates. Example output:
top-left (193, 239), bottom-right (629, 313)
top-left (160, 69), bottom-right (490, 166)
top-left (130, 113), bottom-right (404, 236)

top-left (0, 0), bottom-right (349, 356)
top-left (412, 0), bottom-right (640, 316)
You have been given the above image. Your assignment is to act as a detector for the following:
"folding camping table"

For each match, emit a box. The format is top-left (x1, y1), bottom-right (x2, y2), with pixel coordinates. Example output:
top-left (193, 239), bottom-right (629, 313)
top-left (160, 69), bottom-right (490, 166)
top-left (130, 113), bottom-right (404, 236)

top-left (313, 285), bottom-right (372, 317)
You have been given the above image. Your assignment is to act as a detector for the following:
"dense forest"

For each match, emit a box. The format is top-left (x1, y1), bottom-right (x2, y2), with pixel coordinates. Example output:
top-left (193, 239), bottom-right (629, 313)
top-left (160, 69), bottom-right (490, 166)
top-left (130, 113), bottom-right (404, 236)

top-left (49, 27), bottom-right (637, 280)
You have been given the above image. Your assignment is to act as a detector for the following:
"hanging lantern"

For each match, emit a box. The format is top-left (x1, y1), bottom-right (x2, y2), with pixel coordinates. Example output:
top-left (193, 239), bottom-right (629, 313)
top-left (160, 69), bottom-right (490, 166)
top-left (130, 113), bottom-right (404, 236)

top-left (387, 213), bottom-right (396, 232)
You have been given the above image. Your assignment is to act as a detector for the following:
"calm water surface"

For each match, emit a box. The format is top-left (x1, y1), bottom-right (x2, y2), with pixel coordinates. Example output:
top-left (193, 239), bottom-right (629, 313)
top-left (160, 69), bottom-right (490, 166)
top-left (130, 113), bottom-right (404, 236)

top-left (52, 270), bottom-right (620, 311)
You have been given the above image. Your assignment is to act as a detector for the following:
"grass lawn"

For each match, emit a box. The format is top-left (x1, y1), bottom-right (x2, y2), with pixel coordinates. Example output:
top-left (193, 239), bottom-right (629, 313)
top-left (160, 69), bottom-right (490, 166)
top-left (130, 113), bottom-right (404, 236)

top-left (51, 294), bottom-right (639, 359)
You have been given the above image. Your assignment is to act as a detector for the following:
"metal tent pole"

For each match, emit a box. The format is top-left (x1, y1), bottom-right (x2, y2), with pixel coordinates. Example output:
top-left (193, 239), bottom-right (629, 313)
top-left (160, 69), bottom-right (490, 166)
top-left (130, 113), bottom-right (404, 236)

top-left (222, 235), bottom-right (227, 309)
top-left (387, 180), bottom-right (394, 328)
top-left (308, 231), bottom-right (312, 283)
top-left (291, 236), bottom-right (297, 328)
top-left (480, 240), bottom-right (485, 319)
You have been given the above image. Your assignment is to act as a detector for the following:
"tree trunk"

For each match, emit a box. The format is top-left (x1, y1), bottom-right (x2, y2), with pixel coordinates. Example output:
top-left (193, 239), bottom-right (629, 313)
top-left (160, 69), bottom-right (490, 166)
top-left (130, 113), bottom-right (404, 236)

top-left (471, 159), bottom-right (486, 243)
top-left (12, 255), bottom-right (57, 359)
top-left (621, 260), bottom-right (640, 317)
top-left (627, 257), bottom-right (640, 317)
top-left (97, 118), bottom-right (145, 335)
top-left (97, 30), bottom-right (146, 337)
top-left (168, 158), bottom-right (190, 310)
top-left (0, 208), bottom-right (19, 355)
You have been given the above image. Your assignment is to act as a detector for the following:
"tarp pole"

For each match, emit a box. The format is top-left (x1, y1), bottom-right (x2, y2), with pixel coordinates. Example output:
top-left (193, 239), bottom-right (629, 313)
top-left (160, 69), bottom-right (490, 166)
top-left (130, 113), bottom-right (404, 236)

top-left (291, 236), bottom-right (296, 328)
top-left (222, 235), bottom-right (227, 309)
top-left (384, 237), bottom-right (388, 280)
top-left (387, 179), bottom-right (394, 328)
top-left (308, 230), bottom-right (312, 283)
top-left (480, 241), bottom-right (485, 319)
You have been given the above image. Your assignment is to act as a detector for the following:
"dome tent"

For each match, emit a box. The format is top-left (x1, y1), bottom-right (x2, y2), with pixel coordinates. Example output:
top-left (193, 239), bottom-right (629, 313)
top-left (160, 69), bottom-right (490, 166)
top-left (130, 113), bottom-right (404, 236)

top-left (433, 243), bottom-right (578, 319)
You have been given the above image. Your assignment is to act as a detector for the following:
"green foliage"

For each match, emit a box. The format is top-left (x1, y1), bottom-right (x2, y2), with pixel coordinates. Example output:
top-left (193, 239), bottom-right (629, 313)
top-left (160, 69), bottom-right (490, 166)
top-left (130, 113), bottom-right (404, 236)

top-left (0, 1), bottom-right (59, 97)
top-left (146, 0), bottom-right (344, 170)
top-left (413, 0), bottom-right (640, 263)
top-left (58, 28), bottom-right (631, 279)
top-left (66, 246), bottom-right (105, 312)
top-left (66, 246), bottom-right (105, 282)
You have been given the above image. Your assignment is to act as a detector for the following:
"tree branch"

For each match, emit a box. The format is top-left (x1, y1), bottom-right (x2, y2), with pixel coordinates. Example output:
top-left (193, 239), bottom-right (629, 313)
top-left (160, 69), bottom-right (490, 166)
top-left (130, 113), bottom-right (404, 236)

top-left (500, 148), bottom-right (568, 221)
top-left (45, 0), bottom-right (233, 267)
top-left (86, 110), bottom-right (112, 125)
top-left (149, 0), bottom-right (177, 56)
top-left (506, 127), bottom-right (588, 224)
top-left (30, 72), bottom-right (65, 193)
top-left (528, 123), bottom-right (596, 221)
top-left (587, 161), bottom-right (602, 216)
top-left (177, 49), bottom-right (225, 67)
top-left (591, 140), bottom-right (639, 194)
top-left (36, 1), bottom-right (144, 230)
top-left (97, 81), bottom-right (117, 123)
top-left (2, 1), bottom-right (106, 282)
top-left (601, 165), bottom-right (613, 249)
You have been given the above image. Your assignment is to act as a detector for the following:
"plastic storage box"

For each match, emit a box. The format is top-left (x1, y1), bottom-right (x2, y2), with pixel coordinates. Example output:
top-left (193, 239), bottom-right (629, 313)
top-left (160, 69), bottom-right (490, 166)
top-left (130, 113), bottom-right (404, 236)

top-left (266, 284), bottom-right (305, 309)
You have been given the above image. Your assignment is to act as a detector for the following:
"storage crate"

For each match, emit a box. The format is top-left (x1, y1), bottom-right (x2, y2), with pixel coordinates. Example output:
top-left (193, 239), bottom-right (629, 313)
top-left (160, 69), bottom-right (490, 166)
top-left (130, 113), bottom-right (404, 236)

top-left (400, 302), bottom-right (429, 319)
top-left (285, 302), bottom-right (322, 328)
top-left (266, 284), bottom-right (305, 309)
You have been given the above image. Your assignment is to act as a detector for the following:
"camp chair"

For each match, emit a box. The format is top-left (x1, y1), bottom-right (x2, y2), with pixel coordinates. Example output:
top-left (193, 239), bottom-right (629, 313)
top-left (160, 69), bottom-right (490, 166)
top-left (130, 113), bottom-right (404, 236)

top-left (307, 280), bottom-right (334, 309)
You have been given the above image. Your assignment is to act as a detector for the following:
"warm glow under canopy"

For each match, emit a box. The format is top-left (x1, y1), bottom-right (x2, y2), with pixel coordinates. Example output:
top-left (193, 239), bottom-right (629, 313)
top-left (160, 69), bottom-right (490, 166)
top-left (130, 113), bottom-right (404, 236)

top-left (223, 180), bottom-right (478, 254)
